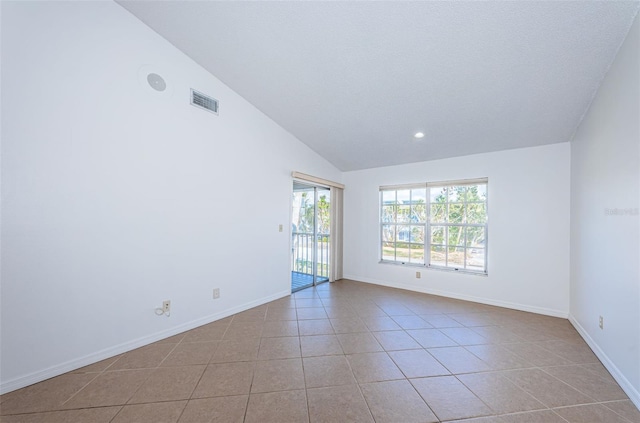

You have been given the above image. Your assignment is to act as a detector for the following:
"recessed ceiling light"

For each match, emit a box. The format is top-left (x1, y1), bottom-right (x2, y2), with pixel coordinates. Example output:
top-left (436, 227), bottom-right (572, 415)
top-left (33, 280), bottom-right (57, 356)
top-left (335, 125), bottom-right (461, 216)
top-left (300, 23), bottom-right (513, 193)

top-left (414, 132), bottom-right (425, 139)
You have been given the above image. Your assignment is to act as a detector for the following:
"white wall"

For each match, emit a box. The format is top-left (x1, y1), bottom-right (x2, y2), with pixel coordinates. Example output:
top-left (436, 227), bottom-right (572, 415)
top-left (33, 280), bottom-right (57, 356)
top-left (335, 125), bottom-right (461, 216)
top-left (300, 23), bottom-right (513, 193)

top-left (344, 143), bottom-right (571, 317)
top-left (0, 1), bottom-right (341, 393)
top-left (569, 11), bottom-right (640, 407)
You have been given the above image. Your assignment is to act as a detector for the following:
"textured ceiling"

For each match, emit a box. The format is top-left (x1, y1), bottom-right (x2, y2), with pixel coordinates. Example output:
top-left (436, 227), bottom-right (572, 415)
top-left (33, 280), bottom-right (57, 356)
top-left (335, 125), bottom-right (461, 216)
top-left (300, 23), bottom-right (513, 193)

top-left (118, 1), bottom-right (639, 171)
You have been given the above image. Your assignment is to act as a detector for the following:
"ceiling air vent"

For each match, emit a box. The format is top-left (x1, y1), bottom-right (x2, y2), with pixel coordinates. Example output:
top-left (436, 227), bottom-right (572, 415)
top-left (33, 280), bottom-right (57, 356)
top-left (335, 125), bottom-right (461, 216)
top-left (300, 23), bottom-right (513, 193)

top-left (190, 89), bottom-right (219, 115)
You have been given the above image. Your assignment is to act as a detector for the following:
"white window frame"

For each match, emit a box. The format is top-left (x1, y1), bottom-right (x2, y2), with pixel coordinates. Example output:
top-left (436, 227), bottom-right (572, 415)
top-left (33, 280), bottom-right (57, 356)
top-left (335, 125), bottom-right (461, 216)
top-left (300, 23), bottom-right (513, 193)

top-left (379, 178), bottom-right (488, 275)
top-left (379, 183), bottom-right (428, 266)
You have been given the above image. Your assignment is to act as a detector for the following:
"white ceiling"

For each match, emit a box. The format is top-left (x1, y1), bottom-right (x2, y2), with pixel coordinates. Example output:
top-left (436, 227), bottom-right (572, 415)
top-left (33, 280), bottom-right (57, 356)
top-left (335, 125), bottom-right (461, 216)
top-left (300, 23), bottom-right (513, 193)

top-left (118, 1), bottom-right (639, 171)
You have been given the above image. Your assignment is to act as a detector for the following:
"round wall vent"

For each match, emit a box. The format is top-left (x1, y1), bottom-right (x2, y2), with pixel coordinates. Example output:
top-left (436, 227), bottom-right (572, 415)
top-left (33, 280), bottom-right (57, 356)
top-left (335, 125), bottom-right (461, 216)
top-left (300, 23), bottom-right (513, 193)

top-left (147, 73), bottom-right (166, 92)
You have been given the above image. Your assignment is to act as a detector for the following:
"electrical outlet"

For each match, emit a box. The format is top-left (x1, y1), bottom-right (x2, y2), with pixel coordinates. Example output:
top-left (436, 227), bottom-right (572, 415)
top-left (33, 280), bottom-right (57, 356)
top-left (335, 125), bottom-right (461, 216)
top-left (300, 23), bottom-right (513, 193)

top-left (416, 271), bottom-right (421, 279)
top-left (163, 300), bottom-right (171, 313)
top-left (213, 288), bottom-right (220, 299)
top-left (599, 316), bottom-right (603, 329)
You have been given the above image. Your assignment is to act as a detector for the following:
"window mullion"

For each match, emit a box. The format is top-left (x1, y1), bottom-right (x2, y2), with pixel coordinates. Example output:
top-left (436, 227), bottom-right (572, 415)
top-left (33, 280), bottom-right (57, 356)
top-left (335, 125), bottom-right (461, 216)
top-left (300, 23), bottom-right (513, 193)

top-left (444, 224), bottom-right (448, 267)
top-left (463, 193), bottom-right (468, 270)
top-left (428, 185), bottom-right (432, 268)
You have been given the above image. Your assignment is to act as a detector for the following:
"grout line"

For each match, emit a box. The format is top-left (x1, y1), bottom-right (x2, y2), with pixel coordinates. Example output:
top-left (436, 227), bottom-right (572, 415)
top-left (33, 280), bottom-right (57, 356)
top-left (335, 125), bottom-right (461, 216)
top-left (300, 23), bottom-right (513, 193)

top-left (598, 400), bottom-right (637, 423)
top-left (58, 372), bottom-right (102, 407)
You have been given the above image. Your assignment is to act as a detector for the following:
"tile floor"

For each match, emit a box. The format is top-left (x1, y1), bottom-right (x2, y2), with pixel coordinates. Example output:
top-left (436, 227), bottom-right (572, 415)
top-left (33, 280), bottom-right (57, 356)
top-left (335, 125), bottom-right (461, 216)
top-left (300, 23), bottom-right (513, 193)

top-left (1, 279), bottom-right (638, 423)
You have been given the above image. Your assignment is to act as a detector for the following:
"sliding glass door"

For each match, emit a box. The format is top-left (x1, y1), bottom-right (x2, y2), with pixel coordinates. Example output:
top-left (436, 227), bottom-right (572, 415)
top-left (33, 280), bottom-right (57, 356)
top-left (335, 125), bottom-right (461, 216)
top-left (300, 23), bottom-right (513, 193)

top-left (291, 182), bottom-right (330, 292)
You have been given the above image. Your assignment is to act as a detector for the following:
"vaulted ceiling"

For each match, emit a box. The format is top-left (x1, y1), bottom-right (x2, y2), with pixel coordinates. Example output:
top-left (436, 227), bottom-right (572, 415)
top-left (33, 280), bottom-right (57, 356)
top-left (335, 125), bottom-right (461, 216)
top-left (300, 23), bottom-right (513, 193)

top-left (118, 1), bottom-right (640, 171)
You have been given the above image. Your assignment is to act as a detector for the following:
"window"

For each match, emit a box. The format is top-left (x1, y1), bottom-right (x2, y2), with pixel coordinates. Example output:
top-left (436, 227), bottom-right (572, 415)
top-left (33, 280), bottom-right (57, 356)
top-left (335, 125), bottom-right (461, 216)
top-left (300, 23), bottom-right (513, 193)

top-left (381, 186), bottom-right (427, 265)
top-left (380, 179), bottom-right (488, 274)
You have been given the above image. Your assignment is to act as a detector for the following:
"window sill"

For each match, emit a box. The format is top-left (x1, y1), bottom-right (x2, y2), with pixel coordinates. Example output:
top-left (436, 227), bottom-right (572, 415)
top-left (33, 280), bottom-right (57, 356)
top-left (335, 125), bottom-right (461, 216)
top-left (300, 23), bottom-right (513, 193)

top-left (378, 260), bottom-right (488, 277)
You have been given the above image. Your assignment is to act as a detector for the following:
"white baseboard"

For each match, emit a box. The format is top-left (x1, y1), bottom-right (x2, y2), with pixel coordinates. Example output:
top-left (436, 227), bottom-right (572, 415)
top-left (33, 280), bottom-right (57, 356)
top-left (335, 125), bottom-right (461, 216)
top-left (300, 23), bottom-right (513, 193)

top-left (343, 274), bottom-right (568, 318)
top-left (0, 289), bottom-right (290, 395)
top-left (569, 315), bottom-right (640, 410)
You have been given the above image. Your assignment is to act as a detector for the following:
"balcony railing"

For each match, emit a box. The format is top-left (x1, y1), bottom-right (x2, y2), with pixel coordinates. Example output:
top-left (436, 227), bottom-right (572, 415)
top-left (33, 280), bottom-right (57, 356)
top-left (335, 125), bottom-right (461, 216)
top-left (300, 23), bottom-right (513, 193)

top-left (292, 232), bottom-right (329, 280)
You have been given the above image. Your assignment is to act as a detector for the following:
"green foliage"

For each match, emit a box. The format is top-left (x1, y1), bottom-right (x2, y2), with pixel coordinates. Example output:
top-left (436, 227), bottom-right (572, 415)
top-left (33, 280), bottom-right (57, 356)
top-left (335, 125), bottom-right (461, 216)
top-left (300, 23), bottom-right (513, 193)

top-left (295, 191), bottom-right (330, 234)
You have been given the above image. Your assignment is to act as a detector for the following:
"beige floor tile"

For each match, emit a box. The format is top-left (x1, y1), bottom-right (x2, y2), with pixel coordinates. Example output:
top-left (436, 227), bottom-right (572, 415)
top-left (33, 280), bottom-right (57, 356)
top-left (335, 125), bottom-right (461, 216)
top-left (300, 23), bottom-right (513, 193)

top-left (178, 395), bottom-right (248, 423)
top-left (361, 379), bottom-right (437, 423)
top-left (361, 316), bottom-right (402, 331)
top-left (420, 314), bottom-right (464, 328)
top-left (296, 307), bottom-right (328, 320)
top-left (409, 304), bottom-right (445, 314)
top-left (347, 352), bottom-right (404, 383)
top-left (1, 389), bottom-right (18, 405)
top-left (353, 306), bottom-right (387, 317)
top-left (303, 355), bottom-right (356, 388)
top-left (245, 390), bottom-right (308, 423)
top-left (578, 361), bottom-right (611, 378)
top-left (0, 406), bottom-right (121, 423)
top-left (128, 365), bottom-right (205, 404)
top-left (391, 315), bottom-right (433, 330)
top-left (156, 333), bottom-right (188, 344)
top-left (295, 298), bottom-right (324, 308)
top-left (71, 355), bottom-right (122, 374)
top-left (603, 400), bottom-right (640, 422)
top-left (501, 342), bottom-right (573, 367)
top-left (232, 306), bottom-right (267, 322)
top-left (265, 307), bottom-right (297, 321)
top-left (192, 361), bottom-right (255, 398)
top-left (388, 349), bottom-right (450, 378)
top-left (329, 317), bottom-right (368, 333)
top-left (215, 316), bottom-right (234, 325)
top-left (554, 403), bottom-right (630, 423)
top-left (470, 326), bottom-right (525, 344)
top-left (411, 375), bottom-right (492, 421)
top-left (0, 373), bottom-right (97, 415)
top-left (258, 336), bottom-right (301, 360)
top-left (542, 364), bottom-right (628, 402)
top-left (300, 335), bottom-right (344, 357)
top-left (448, 417), bottom-right (502, 423)
top-left (496, 410), bottom-right (567, 423)
top-left (298, 319), bottom-right (334, 336)
top-left (549, 328), bottom-right (585, 344)
top-left (440, 327), bottom-right (490, 345)
top-left (318, 297), bottom-right (350, 308)
top-left (428, 346), bottom-right (492, 374)
top-left (62, 369), bottom-right (153, 409)
top-left (109, 343), bottom-right (177, 370)
top-left (251, 358), bottom-right (305, 393)
top-left (210, 338), bottom-right (260, 363)
top-left (378, 304), bottom-right (414, 316)
top-left (337, 332), bottom-right (383, 354)
top-left (4, 280), bottom-right (634, 423)
top-left (448, 312), bottom-right (499, 327)
top-left (372, 330), bottom-right (422, 351)
top-left (465, 345), bottom-right (532, 370)
top-left (449, 410), bottom-right (567, 423)
top-left (160, 341), bottom-right (218, 366)
top-left (111, 400), bottom-right (187, 423)
top-left (501, 325), bottom-right (557, 342)
top-left (324, 306), bottom-right (357, 318)
top-left (538, 340), bottom-right (599, 364)
top-left (262, 320), bottom-right (299, 337)
top-left (222, 321), bottom-right (263, 340)
top-left (458, 372), bottom-right (546, 414)
top-left (267, 297), bottom-right (296, 309)
top-left (407, 329), bottom-right (458, 348)
top-left (307, 384), bottom-right (373, 423)
top-left (182, 324), bottom-right (227, 343)
top-left (501, 368), bottom-right (592, 408)
top-left (294, 289), bottom-right (320, 299)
